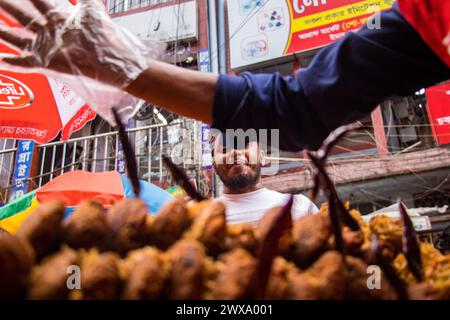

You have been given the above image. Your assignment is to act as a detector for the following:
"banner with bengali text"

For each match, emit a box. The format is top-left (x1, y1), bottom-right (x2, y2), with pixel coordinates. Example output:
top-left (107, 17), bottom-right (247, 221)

top-left (228, 0), bottom-right (395, 69)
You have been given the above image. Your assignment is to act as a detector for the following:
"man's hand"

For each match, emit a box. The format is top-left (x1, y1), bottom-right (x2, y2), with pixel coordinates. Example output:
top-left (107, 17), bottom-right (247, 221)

top-left (0, 0), bottom-right (160, 88)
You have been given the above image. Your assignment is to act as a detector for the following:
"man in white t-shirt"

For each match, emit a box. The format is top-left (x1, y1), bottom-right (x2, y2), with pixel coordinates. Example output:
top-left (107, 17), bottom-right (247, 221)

top-left (212, 135), bottom-right (318, 226)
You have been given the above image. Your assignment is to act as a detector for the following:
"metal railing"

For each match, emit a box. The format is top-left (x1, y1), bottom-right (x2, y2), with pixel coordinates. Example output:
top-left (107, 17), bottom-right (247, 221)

top-left (0, 120), bottom-right (203, 204)
top-left (0, 142), bottom-right (17, 203)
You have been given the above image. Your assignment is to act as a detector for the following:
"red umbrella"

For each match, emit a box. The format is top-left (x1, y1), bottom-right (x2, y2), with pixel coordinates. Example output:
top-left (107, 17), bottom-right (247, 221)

top-left (37, 170), bottom-right (125, 207)
top-left (0, 0), bottom-right (95, 143)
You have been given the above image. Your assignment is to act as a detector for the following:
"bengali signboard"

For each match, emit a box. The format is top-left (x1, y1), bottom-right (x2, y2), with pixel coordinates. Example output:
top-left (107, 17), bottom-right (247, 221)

top-left (228, 0), bottom-right (395, 69)
top-left (198, 49), bottom-right (210, 73)
top-left (9, 140), bottom-right (34, 201)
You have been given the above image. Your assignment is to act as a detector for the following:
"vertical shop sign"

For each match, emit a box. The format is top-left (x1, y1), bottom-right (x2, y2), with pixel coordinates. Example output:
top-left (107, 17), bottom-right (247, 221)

top-left (9, 140), bottom-right (35, 201)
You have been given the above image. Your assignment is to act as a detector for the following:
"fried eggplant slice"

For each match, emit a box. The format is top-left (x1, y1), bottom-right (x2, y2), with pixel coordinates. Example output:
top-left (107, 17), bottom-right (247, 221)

top-left (104, 199), bottom-right (149, 255)
top-left (28, 247), bottom-right (79, 300)
top-left (17, 201), bottom-right (65, 259)
top-left (121, 247), bottom-right (168, 300)
top-left (149, 198), bottom-right (191, 250)
top-left (184, 200), bottom-right (227, 257)
top-left (208, 248), bottom-right (257, 300)
top-left (165, 240), bottom-right (208, 300)
top-left (63, 200), bottom-right (108, 249)
top-left (0, 234), bottom-right (35, 299)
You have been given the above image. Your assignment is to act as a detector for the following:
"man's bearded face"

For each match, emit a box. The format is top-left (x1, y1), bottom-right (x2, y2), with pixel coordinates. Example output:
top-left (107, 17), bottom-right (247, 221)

top-left (212, 140), bottom-right (263, 191)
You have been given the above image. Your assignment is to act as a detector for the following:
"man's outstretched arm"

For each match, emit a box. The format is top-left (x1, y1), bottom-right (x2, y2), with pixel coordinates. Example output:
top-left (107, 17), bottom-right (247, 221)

top-left (0, 0), bottom-right (449, 151)
top-left (211, 4), bottom-right (450, 151)
top-left (126, 60), bottom-right (217, 125)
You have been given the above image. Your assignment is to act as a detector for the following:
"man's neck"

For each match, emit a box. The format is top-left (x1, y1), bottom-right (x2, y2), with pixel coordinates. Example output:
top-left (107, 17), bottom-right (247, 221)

top-left (224, 183), bottom-right (263, 195)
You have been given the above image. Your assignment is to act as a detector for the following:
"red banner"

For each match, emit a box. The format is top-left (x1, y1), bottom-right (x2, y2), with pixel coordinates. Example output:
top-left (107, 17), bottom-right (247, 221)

top-left (399, 0), bottom-right (450, 68)
top-left (0, 70), bottom-right (62, 143)
top-left (0, 0), bottom-right (96, 143)
top-left (426, 83), bottom-right (450, 146)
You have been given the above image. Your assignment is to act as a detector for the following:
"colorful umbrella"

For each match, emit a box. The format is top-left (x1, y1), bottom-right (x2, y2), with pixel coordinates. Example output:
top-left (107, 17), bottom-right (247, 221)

top-left (0, 170), bottom-right (174, 234)
top-left (0, 1), bottom-right (95, 143)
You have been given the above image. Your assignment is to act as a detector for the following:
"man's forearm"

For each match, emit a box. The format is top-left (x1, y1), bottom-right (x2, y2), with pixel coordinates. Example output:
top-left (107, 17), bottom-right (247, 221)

top-left (126, 60), bottom-right (219, 124)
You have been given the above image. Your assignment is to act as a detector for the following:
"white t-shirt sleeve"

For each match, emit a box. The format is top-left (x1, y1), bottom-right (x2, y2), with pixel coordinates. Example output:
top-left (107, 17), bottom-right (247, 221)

top-left (291, 194), bottom-right (319, 220)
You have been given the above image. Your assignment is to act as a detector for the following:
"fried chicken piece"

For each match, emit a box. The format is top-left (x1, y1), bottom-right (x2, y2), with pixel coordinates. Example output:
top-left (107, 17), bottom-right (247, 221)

top-left (359, 240), bottom-right (397, 270)
top-left (148, 198), bottom-right (191, 250)
top-left (343, 229), bottom-right (365, 254)
top-left (16, 201), bottom-right (65, 259)
top-left (285, 251), bottom-right (346, 300)
top-left (319, 205), bottom-right (366, 256)
top-left (63, 200), bottom-right (108, 249)
top-left (104, 199), bottom-right (149, 255)
top-left (289, 214), bottom-right (331, 269)
top-left (0, 234), bottom-right (35, 299)
top-left (256, 207), bottom-right (293, 258)
top-left (265, 256), bottom-right (298, 299)
top-left (327, 227), bottom-right (365, 255)
top-left (349, 209), bottom-right (371, 242)
top-left (207, 248), bottom-right (257, 300)
top-left (186, 200), bottom-right (211, 220)
top-left (369, 215), bottom-right (403, 254)
top-left (225, 223), bottom-right (258, 255)
top-left (121, 247), bottom-right (168, 300)
top-left (165, 240), bottom-right (209, 300)
top-left (144, 213), bottom-right (155, 234)
top-left (28, 247), bottom-right (79, 300)
top-left (71, 250), bottom-right (121, 300)
top-left (393, 243), bottom-right (450, 293)
top-left (348, 210), bottom-right (377, 261)
top-left (184, 200), bottom-right (227, 257)
top-left (344, 255), bottom-right (397, 300)
top-left (319, 202), bottom-right (329, 216)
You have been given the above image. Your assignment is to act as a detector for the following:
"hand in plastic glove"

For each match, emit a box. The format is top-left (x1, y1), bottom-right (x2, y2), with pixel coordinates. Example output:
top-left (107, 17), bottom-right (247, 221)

top-left (0, 0), bottom-right (160, 88)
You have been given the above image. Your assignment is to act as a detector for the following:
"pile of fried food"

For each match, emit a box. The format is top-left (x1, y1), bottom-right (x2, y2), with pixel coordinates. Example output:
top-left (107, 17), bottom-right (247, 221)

top-left (1, 124), bottom-right (448, 300)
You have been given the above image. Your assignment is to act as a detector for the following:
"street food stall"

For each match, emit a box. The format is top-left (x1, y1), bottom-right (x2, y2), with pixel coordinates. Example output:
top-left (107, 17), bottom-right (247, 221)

top-left (0, 0), bottom-right (448, 302)
top-left (1, 123), bottom-right (449, 300)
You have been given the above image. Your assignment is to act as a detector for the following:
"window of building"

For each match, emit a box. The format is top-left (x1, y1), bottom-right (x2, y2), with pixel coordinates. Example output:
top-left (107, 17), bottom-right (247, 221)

top-left (381, 90), bottom-right (436, 153)
top-left (414, 189), bottom-right (450, 208)
top-left (108, 0), bottom-right (125, 13)
top-left (128, 0), bottom-right (169, 9)
top-left (108, 0), bottom-right (171, 13)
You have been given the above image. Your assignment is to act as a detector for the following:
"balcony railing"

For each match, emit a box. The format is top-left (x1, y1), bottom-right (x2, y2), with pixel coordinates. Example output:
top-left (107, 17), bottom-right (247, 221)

top-left (0, 121), bottom-right (202, 204)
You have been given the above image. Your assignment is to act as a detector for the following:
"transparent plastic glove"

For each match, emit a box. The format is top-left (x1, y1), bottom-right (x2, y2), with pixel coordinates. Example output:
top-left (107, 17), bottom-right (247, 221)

top-left (0, 0), bottom-right (166, 123)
